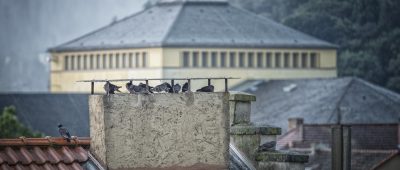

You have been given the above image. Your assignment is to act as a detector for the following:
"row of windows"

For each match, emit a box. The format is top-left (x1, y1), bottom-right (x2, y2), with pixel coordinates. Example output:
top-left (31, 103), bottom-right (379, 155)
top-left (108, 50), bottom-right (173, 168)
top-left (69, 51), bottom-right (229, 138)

top-left (182, 51), bottom-right (320, 68)
top-left (64, 52), bottom-right (147, 71)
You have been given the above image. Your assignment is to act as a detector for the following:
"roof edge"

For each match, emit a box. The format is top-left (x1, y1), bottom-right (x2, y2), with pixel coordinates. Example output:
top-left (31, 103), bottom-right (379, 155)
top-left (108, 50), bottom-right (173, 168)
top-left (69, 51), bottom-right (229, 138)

top-left (0, 137), bottom-right (91, 146)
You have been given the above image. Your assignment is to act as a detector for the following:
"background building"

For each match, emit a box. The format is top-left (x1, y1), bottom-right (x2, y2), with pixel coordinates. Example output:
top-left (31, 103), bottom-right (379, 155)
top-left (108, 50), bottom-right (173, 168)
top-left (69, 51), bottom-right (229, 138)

top-left (49, 0), bottom-right (337, 93)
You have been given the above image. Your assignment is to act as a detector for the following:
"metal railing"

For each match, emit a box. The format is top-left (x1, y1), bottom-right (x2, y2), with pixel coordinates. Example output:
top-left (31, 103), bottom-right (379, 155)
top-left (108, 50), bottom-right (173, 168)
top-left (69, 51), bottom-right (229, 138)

top-left (77, 77), bottom-right (240, 94)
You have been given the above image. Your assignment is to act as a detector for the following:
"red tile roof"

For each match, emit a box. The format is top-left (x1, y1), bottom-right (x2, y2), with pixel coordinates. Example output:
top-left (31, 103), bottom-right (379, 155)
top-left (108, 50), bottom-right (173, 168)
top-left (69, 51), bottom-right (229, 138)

top-left (0, 137), bottom-right (90, 170)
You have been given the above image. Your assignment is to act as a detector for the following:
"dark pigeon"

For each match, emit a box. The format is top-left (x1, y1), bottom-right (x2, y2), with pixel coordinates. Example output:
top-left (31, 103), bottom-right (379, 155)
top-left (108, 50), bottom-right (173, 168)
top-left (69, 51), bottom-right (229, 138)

top-left (104, 81), bottom-right (121, 94)
top-left (173, 84), bottom-right (181, 93)
top-left (196, 85), bottom-right (214, 92)
top-left (154, 82), bottom-right (171, 93)
top-left (182, 82), bottom-right (189, 92)
top-left (165, 82), bottom-right (173, 93)
top-left (58, 124), bottom-right (71, 142)
top-left (126, 82), bottom-right (147, 94)
top-left (257, 141), bottom-right (276, 152)
top-left (138, 83), bottom-right (154, 93)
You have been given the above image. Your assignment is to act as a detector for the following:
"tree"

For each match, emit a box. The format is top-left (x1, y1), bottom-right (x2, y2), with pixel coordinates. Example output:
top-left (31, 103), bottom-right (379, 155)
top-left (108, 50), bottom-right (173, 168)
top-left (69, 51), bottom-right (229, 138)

top-left (0, 106), bottom-right (43, 138)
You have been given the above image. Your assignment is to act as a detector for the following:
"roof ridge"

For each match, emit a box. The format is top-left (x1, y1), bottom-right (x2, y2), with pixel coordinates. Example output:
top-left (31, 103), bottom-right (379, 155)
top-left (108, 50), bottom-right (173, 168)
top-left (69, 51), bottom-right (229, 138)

top-left (160, 2), bottom-right (185, 45)
top-left (354, 77), bottom-right (400, 105)
top-left (0, 137), bottom-right (90, 146)
top-left (327, 77), bottom-right (354, 124)
top-left (48, 7), bottom-right (149, 52)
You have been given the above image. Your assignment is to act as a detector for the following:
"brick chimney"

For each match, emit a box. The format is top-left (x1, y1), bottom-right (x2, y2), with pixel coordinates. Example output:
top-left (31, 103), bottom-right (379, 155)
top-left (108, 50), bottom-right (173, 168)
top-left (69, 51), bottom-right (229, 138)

top-left (288, 117), bottom-right (304, 141)
top-left (89, 93), bottom-right (230, 170)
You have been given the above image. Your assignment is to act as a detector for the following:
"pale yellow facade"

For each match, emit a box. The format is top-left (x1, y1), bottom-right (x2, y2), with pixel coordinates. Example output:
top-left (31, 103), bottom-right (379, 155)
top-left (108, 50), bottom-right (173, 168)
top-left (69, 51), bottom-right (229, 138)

top-left (50, 47), bottom-right (337, 93)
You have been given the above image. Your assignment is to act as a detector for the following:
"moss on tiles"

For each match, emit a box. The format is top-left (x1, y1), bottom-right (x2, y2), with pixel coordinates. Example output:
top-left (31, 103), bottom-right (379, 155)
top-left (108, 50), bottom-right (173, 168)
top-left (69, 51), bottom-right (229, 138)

top-left (255, 151), bottom-right (309, 163)
top-left (230, 124), bottom-right (281, 135)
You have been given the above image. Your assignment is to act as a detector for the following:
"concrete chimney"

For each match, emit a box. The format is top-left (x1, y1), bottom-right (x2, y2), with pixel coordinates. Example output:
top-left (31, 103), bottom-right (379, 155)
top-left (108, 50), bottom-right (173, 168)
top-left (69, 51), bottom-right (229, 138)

top-left (288, 118), bottom-right (304, 141)
top-left (89, 93), bottom-right (230, 170)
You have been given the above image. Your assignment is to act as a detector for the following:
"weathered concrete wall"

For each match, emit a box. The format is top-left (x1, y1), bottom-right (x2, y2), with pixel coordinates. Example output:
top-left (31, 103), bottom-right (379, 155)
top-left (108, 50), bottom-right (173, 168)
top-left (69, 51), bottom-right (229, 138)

top-left (89, 93), bottom-right (230, 170)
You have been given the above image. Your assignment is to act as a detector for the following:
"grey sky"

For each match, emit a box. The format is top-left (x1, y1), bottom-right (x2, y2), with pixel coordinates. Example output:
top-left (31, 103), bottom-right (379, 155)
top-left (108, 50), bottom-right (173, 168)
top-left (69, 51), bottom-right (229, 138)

top-left (0, 0), bottom-right (147, 92)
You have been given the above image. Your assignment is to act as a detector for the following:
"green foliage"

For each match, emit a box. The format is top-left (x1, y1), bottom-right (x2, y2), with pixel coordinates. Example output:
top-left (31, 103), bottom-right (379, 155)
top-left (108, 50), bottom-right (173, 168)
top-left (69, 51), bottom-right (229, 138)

top-left (231, 0), bottom-right (400, 93)
top-left (0, 106), bottom-right (43, 138)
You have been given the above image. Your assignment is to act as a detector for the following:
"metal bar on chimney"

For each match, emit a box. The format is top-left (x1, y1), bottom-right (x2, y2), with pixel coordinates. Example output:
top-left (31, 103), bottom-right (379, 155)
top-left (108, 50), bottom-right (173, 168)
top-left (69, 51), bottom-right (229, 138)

top-left (77, 77), bottom-right (240, 82)
top-left (145, 79), bottom-right (149, 92)
top-left (225, 78), bottom-right (228, 92)
top-left (208, 79), bottom-right (211, 86)
top-left (187, 79), bottom-right (191, 92)
top-left (91, 81), bottom-right (94, 95)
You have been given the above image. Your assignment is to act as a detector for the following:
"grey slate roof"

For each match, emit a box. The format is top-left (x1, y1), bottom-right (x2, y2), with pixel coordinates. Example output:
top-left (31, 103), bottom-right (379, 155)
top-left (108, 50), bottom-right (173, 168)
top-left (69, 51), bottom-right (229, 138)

top-left (232, 77), bottom-right (400, 132)
top-left (0, 94), bottom-right (89, 137)
top-left (49, 0), bottom-right (337, 52)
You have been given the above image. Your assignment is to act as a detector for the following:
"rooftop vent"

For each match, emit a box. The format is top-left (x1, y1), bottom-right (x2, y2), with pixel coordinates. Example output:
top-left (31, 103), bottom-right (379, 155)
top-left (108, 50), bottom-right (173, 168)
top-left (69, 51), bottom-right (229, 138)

top-left (283, 84), bottom-right (297, 92)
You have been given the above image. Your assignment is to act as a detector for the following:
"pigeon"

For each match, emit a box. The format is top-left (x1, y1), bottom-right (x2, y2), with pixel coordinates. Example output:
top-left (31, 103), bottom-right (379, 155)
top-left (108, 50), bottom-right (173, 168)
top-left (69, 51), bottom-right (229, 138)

top-left (196, 85), bottom-right (214, 92)
top-left (58, 124), bottom-right (71, 142)
top-left (165, 82), bottom-right (173, 93)
top-left (138, 83), bottom-right (154, 93)
top-left (173, 84), bottom-right (181, 93)
top-left (104, 81), bottom-right (121, 94)
top-left (126, 82), bottom-right (147, 94)
top-left (257, 141), bottom-right (276, 152)
top-left (154, 82), bottom-right (170, 93)
top-left (182, 82), bottom-right (189, 92)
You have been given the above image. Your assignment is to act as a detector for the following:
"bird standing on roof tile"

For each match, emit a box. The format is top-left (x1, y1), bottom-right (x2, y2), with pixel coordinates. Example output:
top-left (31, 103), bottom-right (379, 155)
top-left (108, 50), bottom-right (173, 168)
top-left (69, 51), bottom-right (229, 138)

top-left (104, 81), bottom-right (121, 94)
top-left (58, 124), bottom-right (71, 142)
top-left (126, 81), bottom-right (147, 94)
top-left (257, 141), bottom-right (276, 152)
top-left (196, 85), bottom-right (214, 92)
top-left (182, 82), bottom-right (189, 92)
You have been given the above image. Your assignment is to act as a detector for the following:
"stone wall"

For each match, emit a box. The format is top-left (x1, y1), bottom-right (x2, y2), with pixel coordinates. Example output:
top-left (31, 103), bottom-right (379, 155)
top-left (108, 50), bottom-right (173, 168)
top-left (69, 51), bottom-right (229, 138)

top-left (89, 93), bottom-right (230, 170)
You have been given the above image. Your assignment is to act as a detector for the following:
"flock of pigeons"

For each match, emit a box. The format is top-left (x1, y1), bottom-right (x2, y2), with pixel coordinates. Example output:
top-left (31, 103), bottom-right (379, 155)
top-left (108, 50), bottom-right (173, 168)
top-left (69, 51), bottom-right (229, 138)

top-left (104, 81), bottom-right (215, 94)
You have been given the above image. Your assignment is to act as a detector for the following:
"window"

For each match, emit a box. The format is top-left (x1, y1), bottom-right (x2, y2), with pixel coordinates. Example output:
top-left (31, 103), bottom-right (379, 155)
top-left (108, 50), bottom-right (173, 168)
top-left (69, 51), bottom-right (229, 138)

top-left (71, 55), bottom-right (75, 70)
top-left (220, 52), bottom-right (226, 67)
top-left (109, 54), bottom-right (113, 69)
top-left (122, 53), bottom-right (126, 68)
top-left (115, 53), bottom-right (120, 68)
top-left (211, 52), bottom-right (217, 67)
top-left (83, 55), bottom-right (87, 70)
top-left (229, 52), bottom-right (236, 67)
top-left (266, 52), bottom-right (272, 68)
top-left (64, 56), bottom-right (69, 70)
top-left (96, 54), bottom-right (100, 69)
top-left (284, 53), bottom-right (290, 68)
top-left (301, 53), bottom-right (308, 68)
top-left (192, 52), bottom-right (199, 67)
top-left (202, 52), bottom-right (208, 67)
top-left (90, 54), bottom-right (94, 69)
top-left (102, 54), bottom-right (107, 69)
top-left (248, 52), bottom-right (254, 67)
top-left (77, 55), bottom-right (81, 70)
top-left (293, 53), bottom-right (299, 68)
top-left (275, 53), bottom-right (281, 68)
top-left (129, 53), bottom-right (133, 68)
top-left (239, 52), bottom-right (245, 67)
top-left (142, 52), bottom-right (147, 67)
top-left (257, 52), bottom-right (263, 68)
top-left (135, 53), bottom-right (140, 67)
top-left (183, 51), bottom-right (189, 67)
top-left (310, 53), bottom-right (318, 68)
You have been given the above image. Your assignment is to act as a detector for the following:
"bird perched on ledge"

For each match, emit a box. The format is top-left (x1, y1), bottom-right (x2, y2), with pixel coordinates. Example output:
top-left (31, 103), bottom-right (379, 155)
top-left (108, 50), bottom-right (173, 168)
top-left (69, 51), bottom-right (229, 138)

top-left (182, 82), bottom-right (189, 92)
top-left (104, 81), bottom-right (121, 94)
top-left (154, 82), bottom-right (171, 93)
top-left (257, 141), bottom-right (276, 152)
top-left (58, 124), bottom-right (71, 142)
top-left (173, 83), bottom-right (181, 93)
top-left (196, 85), bottom-right (214, 92)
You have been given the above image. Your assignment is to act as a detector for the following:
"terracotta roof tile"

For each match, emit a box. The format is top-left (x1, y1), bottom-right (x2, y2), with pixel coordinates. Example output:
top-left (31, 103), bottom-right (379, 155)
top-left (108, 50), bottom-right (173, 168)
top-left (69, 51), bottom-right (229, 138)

top-left (0, 137), bottom-right (91, 169)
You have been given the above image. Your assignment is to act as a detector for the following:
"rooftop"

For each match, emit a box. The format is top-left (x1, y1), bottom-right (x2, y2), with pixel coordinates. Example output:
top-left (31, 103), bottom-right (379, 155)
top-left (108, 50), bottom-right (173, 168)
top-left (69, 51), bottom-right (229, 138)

top-left (0, 137), bottom-right (95, 169)
top-left (49, 0), bottom-right (337, 52)
top-left (232, 77), bottom-right (400, 132)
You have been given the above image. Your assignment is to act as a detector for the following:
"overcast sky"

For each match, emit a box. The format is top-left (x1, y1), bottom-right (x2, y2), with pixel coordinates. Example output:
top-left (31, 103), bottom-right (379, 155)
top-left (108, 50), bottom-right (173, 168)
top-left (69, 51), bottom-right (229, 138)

top-left (0, 0), bottom-right (147, 92)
